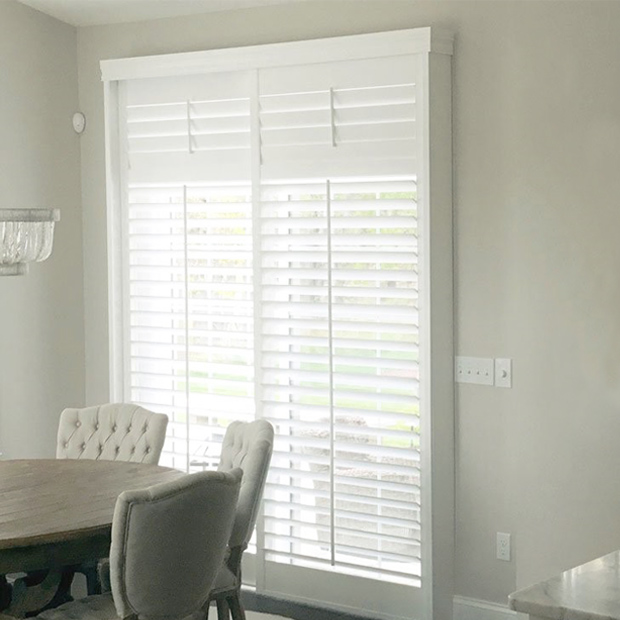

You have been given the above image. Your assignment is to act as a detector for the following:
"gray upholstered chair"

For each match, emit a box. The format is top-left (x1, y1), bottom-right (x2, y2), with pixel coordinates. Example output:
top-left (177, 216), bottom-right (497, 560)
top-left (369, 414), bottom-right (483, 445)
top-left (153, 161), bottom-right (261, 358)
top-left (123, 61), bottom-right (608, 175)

top-left (34, 469), bottom-right (242, 620)
top-left (56, 403), bottom-right (168, 464)
top-left (98, 419), bottom-right (274, 619)
top-left (209, 420), bottom-right (274, 620)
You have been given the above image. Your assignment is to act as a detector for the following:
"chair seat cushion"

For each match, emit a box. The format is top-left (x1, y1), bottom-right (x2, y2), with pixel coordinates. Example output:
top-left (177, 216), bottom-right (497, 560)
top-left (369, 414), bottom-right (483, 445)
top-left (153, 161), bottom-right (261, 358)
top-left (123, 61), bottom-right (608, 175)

top-left (37, 593), bottom-right (116, 620)
top-left (208, 565), bottom-right (238, 596)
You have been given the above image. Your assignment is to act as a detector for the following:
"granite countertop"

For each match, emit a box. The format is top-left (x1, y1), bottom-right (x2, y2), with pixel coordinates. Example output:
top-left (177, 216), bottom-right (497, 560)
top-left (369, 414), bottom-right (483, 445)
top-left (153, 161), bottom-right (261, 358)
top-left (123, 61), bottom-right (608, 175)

top-left (509, 551), bottom-right (620, 620)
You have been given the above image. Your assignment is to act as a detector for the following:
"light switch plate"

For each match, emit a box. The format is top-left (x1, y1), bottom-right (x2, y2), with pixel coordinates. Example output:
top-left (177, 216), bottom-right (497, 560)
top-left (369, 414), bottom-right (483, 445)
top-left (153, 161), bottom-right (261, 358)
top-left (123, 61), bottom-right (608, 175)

top-left (455, 356), bottom-right (494, 386)
top-left (495, 358), bottom-right (512, 388)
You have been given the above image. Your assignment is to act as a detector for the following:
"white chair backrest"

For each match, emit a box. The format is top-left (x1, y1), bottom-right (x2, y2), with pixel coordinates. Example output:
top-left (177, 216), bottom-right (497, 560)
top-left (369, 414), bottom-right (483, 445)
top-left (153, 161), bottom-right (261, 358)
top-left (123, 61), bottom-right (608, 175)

top-left (110, 470), bottom-right (242, 620)
top-left (218, 420), bottom-right (274, 548)
top-left (56, 403), bottom-right (168, 464)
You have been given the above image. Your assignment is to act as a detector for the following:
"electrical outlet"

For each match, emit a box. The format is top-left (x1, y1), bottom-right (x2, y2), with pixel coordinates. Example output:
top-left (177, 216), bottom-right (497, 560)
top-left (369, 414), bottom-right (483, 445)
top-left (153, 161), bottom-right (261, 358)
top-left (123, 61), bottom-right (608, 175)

top-left (496, 532), bottom-right (511, 562)
top-left (455, 356), bottom-right (494, 385)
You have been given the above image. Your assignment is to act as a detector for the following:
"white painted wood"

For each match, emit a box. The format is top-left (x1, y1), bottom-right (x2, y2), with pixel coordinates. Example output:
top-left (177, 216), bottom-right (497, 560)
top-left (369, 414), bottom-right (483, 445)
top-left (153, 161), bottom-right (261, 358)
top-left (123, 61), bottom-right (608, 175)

top-left (103, 27), bottom-right (454, 620)
top-left (101, 28), bottom-right (453, 82)
top-left (104, 79), bottom-right (124, 403)
top-left (419, 50), bottom-right (454, 620)
top-left (453, 596), bottom-right (517, 620)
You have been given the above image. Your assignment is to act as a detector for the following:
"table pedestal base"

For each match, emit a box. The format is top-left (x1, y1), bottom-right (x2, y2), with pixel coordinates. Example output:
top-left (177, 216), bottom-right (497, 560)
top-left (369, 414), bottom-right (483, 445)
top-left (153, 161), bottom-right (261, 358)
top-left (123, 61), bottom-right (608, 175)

top-left (0, 569), bottom-right (74, 618)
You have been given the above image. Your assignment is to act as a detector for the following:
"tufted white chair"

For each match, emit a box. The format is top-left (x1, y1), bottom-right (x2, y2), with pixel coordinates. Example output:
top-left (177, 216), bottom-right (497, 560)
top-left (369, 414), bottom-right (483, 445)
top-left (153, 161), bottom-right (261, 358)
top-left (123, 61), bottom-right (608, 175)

top-left (209, 420), bottom-right (274, 620)
top-left (56, 404), bottom-right (168, 465)
top-left (99, 419), bottom-right (274, 619)
top-left (33, 469), bottom-right (242, 620)
top-left (56, 403), bottom-right (168, 596)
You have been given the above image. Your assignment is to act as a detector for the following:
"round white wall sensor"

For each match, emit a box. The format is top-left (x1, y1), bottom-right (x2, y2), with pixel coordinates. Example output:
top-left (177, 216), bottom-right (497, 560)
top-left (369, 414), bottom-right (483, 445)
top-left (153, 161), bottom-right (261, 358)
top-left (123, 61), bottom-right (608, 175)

top-left (72, 112), bottom-right (86, 134)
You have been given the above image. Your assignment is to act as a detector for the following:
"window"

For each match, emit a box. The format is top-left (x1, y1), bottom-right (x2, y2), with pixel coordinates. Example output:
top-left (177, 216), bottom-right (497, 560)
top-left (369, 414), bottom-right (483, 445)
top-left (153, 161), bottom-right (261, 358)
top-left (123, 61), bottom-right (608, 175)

top-left (103, 28), bottom-right (453, 620)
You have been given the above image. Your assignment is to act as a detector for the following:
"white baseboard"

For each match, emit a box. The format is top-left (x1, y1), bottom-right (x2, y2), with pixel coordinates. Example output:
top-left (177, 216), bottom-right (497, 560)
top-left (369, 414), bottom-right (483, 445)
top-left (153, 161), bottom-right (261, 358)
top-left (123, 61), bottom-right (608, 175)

top-left (453, 596), bottom-right (517, 620)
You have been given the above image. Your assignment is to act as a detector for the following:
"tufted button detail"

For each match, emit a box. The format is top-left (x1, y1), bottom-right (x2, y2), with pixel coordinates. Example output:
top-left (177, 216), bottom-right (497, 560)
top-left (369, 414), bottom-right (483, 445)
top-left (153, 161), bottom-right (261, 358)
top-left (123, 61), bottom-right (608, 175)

top-left (95, 423), bottom-right (99, 430)
top-left (146, 447), bottom-right (151, 453)
top-left (127, 425), bottom-right (132, 432)
top-left (112, 425), bottom-right (117, 432)
top-left (115, 446), bottom-right (120, 453)
top-left (131, 447), bottom-right (135, 454)
top-left (143, 425), bottom-right (148, 432)
top-left (81, 443), bottom-right (86, 450)
top-left (64, 442), bottom-right (68, 448)
top-left (76, 421), bottom-right (81, 427)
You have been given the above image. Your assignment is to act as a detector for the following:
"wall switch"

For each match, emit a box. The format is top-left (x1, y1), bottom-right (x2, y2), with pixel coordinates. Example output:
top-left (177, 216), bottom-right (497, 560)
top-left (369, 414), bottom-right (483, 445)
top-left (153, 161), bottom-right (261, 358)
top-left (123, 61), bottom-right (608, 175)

top-left (495, 358), bottom-right (512, 388)
top-left (496, 532), bottom-right (511, 561)
top-left (455, 356), bottom-right (494, 386)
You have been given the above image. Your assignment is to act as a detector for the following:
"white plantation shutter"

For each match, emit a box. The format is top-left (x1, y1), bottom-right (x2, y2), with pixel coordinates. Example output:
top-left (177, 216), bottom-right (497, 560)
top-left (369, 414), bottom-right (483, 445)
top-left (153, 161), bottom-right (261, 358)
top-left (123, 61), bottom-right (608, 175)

top-left (127, 182), bottom-right (255, 470)
top-left (258, 56), bottom-right (421, 586)
top-left (124, 71), bottom-right (254, 470)
top-left (260, 178), bottom-right (421, 586)
top-left (259, 56), bottom-right (417, 179)
top-left (104, 29), bottom-right (453, 620)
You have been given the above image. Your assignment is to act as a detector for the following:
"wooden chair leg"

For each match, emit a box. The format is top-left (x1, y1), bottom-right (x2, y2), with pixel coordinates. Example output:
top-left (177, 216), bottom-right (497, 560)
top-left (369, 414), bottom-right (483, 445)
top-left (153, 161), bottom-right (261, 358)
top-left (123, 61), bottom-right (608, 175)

top-left (228, 593), bottom-right (245, 620)
top-left (216, 598), bottom-right (229, 620)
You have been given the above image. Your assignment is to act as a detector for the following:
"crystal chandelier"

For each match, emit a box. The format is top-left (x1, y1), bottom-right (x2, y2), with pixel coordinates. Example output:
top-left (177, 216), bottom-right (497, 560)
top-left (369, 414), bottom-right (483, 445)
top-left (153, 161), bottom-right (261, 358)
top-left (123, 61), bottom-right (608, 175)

top-left (0, 209), bottom-right (60, 276)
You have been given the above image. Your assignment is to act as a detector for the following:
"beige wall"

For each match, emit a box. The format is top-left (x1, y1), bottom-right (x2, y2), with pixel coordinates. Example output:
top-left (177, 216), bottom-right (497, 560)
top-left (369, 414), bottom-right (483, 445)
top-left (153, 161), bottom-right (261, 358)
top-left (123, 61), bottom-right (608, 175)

top-left (0, 1), bottom-right (84, 458)
top-left (75, 0), bottom-right (620, 608)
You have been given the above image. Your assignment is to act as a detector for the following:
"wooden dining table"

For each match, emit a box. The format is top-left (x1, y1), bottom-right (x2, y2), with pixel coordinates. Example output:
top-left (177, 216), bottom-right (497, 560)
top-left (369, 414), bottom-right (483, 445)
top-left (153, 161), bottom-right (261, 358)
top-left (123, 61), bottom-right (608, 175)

top-left (0, 459), bottom-right (185, 616)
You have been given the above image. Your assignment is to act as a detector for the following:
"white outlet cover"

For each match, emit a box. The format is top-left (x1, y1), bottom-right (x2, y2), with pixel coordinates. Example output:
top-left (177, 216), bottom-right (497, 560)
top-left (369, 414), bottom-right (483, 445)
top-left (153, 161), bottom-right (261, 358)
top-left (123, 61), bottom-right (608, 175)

top-left (496, 532), bottom-right (511, 561)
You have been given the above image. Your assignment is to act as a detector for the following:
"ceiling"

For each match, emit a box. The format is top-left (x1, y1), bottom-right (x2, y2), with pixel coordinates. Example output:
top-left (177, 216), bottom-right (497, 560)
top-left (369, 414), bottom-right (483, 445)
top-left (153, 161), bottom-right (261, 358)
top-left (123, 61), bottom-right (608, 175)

top-left (15, 0), bottom-right (308, 27)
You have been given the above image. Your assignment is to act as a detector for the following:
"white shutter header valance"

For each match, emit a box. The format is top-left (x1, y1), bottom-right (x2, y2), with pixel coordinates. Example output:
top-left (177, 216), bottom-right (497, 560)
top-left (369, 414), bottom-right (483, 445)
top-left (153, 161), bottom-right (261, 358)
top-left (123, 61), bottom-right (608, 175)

top-left (100, 27), bottom-right (453, 82)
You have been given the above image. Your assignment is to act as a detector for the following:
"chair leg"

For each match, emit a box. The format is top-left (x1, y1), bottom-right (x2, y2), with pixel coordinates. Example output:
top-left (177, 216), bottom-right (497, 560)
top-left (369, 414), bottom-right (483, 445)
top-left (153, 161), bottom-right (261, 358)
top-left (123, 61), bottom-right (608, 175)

top-left (227, 593), bottom-right (245, 620)
top-left (216, 598), bottom-right (229, 620)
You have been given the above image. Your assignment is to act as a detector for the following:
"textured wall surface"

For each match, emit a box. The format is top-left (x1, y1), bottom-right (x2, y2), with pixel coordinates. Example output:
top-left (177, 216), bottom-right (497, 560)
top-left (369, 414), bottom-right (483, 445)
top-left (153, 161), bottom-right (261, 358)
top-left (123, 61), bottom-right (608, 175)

top-left (0, 1), bottom-right (84, 458)
top-left (73, 0), bottom-right (620, 607)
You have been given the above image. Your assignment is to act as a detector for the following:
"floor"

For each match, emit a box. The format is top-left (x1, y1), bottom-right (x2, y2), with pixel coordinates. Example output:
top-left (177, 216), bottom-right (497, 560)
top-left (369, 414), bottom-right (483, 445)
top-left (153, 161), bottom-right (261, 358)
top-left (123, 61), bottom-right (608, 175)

top-left (72, 577), bottom-right (287, 620)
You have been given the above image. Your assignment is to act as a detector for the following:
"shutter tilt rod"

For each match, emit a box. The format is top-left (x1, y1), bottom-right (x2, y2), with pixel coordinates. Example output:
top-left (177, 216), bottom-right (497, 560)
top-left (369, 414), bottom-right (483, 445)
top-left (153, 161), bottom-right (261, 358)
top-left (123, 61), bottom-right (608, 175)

top-left (329, 88), bottom-right (336, 148)
top-left (186, 100), bottom-right (193, 154)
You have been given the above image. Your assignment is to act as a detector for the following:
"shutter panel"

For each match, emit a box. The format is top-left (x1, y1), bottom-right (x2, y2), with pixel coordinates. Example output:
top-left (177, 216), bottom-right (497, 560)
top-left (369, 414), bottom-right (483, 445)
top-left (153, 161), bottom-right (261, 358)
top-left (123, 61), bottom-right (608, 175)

top-left (116, 40), bottom-right (427, 605)
top-left (259, 56), bottom-right (421, 586)
top-left (126, 73), bottom-right (252, 185)
top-left (260, 178), bottom-right (420, 586)
top-left (125, 72), bottom-right (254, 471)
top-left (259, 56), bottom-right (416, 180)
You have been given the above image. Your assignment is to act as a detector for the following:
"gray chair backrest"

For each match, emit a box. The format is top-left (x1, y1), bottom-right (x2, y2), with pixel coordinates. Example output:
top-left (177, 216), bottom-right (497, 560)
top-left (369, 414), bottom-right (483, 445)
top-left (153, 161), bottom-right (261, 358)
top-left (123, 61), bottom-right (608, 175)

top-left (217, 420), bottom-right (274, 548)
top-left (56, 403), bottom-right (168, 464)
top-left (110, 469), bottom-right (242, 620)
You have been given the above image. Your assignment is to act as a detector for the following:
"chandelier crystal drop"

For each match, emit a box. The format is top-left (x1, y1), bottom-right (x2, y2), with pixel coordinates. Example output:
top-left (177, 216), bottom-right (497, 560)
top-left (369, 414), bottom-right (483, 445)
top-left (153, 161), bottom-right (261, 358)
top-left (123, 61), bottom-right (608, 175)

top-left (0, 209), bottom-right (60, 276)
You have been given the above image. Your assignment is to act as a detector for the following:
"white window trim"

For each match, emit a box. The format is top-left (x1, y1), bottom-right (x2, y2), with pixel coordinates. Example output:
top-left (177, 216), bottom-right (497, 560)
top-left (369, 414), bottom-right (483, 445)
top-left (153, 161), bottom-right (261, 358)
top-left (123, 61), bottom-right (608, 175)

top-left (102, 27), bottom-right (454, 620)
top-left (100, 27), bottom-right (453, 82)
